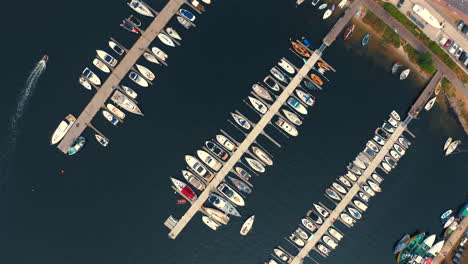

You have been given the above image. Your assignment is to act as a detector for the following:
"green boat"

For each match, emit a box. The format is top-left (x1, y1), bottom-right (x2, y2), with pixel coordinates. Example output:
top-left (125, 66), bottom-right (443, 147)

top-left (67, 137), bottom-right (86, 156)
top-left (397, 233), bottom-right (425, 263)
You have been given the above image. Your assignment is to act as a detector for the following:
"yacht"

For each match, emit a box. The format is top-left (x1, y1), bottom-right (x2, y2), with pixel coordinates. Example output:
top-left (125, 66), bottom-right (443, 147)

top-left (182, 170), bottom-right (205, 191)
top-left (109, 40), bottom-right (124, 55)
top-left (338, 0), bottom-right (347, 8)
top-left (326, 188), bottom-right (341, 201)
top-left (391, 110), bottom-right (401, 121)
top-left (382, 122), bottom-right (395, 133)
top-left (394, 144), bottom-right (406, 155)
top-left (282, 109), bottom-right (303, 126)
top-left (445, 140), bottom-right (461, 156)
top-left (177, 16), bottom-right (191, 29)
top-left (82, 67), bottom-right (101, 86)
top-left (252, 146), bottom-right (273, 166)
top-left (307, 210), bottom-right (323, 225)
top-left (208, 194), bottom-right (241, 217)
top-left (400, 68), bottom-right (410, 80)
top-left (353, 158), bottom-right (367, 170)
top-left (248, 96), bottom-right (268, 114)
top-left (399, 137), bottom-right (411, 148)
top-left (106, 103), bottom-right (126, 119)
top-left (231, 113), bottom-right (251, 130)
top-left (270, 67), bottom-right (287, 83)
top-left (120, 20), bottom-right (139, 34)
top-left (50, 114), bottom-right (76, 145)
top-left (102, 110), bottom-right (118, 126)
top-left (287, 97), bottom-right (308, 115)
top-left (273, 248), bottom-right (290, 263)
top-left (314, 203), bottom-right (330, 218)
top-left (323, 9), bottom-right (333, 19)
top-left (252, 84), bottom-right (273, 101)
top-left (217, 183), bottom-right (245, 206)
top-left (372, 173), bottom-right (383, 183)
top-left (359, 191), bottom-right (370, 202)
top-left (317, 244), bottom-right (330, 256)
top-left (166, 27), bottom-right (182, 40)
top-left (348, 164), bottom-right (362, 175)
top-left (136, 64), bottom-right (155, 81)
top-left (424, 97), bottom-right (437, 111)
top-left (158, 33), bottom-right (175, 47)
top-left (129, 71), bottom-right (149, 87)
top-left (202, 216), bottom-right (219, 230)
top-left (373, 135), bottom-right (385, 146)
top-left (246, 157), bottom-right (266, 173)
top-left (443, 137), bottom-right (452, 151)
top-left (363, 185), bottom-right (375, 196)
top-left (216, 135), bottom-right (237, 152)
top-left (367, 140), bottom-right (380, 152)
top-left (340, 213), bottom-right (355, 226)
top-left (127, 0), bottom-right (154, 17)
top-left (97, 50), bottom-right (118, 67)
top-left (289, 233), bottom-right (305, 247)
top-left (332, 182), bottom-right (347, 194)
top-left (111, 90), bottom-right (143, 115)
top-left (151, 47), bottom-right (168, 62)
top-left (278, 58), bottom-right (295, 74)
top-left (346, 171), bottom-right (358, 182)
top-left (385, 156), bottom-right (397, 168)
top-left (302, 218), bottom-right (317, 232)
top-left (228, 176), bottom-right (252, 194)
top-left (368, 180), bottom-right (381, 192)
top-left (388, 117), bottom-right (399, 127)
top-left (235, 167), bottom-right (252, 182)
top-left (197, 150), bottom-right (222, 171)
top-left (296, 227), bottom-right (309, 240)
top-left (121, 85), bottom-right (138, 99)
top-left (390, 150), bottom-right (401, 160)
top-left (275, 117), bottom-right (299, 136)
top-left (93, 58), bottom-right (110, 73)
top-left (170, 177), bottom-right (197, 201)
top-left (185, 155), bottom-right (214, 182)
top-left (338, 176), bottom-right (352, 188)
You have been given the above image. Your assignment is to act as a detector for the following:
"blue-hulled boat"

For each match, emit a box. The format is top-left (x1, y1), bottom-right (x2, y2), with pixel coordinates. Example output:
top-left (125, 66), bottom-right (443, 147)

top-left (68, 137), bottom-right (86, 155)
top-left (362, 33), bottom-right (370, 46)
top-left (179, 9), bottom-right (195, 21)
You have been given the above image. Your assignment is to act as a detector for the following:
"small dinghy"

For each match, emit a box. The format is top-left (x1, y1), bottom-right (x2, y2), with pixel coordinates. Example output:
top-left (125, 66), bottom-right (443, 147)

top-left (102, 110), bottom-right (118, 126)
top-left (151, 47), bottom-right (168, 62)
top-left (231, 113), bottom-right (251, 130)
top-left (166, 27), bottom-right (182, 40)
top-left (202, 216), bottom-right (220, 230)
top-left (158, 33), bottom-right (175, 47)
top-left (252, 84), bottom-right (273, 101)
top-left (240, 215), bottom-right (255, 235)
top-left (282, 109), bottom-right (303, 126)
top-left (136, 64), bottom-right (155, 81)
top-left (95, 134), bottom-right (109, 147)
top-left (323, 9), bottom-right (332, 19)
top-left (361, 33), bottom-right (370, 46)
top-left (246, 157), bottom-right (266, 173)
top-left (440, 210), bottom-right (452, 222)
top-left (93, 58), bottom-right (110, 73)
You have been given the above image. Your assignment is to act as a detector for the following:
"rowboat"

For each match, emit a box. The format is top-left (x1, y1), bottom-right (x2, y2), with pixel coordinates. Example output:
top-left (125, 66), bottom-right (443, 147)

top-left (291, 41), bottom-right (311, 57)
top-left (240, 215), bottom-right (255, 235)
top-left (311, 74), bottom-right (323, 85)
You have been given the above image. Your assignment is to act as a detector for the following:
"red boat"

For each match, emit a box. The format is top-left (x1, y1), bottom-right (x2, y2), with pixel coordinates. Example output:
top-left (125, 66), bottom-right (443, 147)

top-left (171, 177), bottom-right (197, 201)
top-left (41, 55), bottom-right (49, 63)
top-left (176, 199), bottom-right (187, 204)
top-left (344, 24), bottom-right (355, 40)
top-left (120, 20), bottom-right (139, 34)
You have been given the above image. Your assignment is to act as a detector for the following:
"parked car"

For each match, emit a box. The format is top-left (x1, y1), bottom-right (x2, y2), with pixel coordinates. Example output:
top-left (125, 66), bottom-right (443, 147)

top-left (461, 236), bottom-right (467, 246)
top-left (465, 58), bottom-right (468, 67)
top-left (459, 51), bottom-right (467, 61)
top-left (463, 25), bottom-right (468, 36)
top-left (452, 258), bottom-right (460, 264)
top-left (455, 48), bottom-right (463, 58)
top-left (449, 43), bottom-right (458, 54)
top-left (439, 37), bottom-right (448, 46)
top-left (444, 39), bottom-right (453, 48)
top-left (457, 20), bottom-right (464, 30)
top-left (397, 0), bottom-right (405, 8)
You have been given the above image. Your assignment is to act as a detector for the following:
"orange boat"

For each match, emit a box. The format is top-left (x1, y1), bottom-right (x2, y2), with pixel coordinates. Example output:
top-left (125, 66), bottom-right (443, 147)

top-left (310, 74), bottom-right (323, 86)
top-left (317, 61), bottom-right (331, 71)
top-left (434, 82), bottom-right (441, 95)
top-left (291, 41), bottom-right (311, 57)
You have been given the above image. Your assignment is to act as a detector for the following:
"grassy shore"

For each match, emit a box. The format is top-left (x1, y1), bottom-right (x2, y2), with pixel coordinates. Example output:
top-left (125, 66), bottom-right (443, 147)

top-left (441, 78), bottom-right (468, 133)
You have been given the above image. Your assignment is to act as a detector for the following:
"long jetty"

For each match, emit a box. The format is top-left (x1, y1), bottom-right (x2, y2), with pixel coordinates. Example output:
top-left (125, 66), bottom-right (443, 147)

top-left (433, 215), bottom-right (468, 264)
top-left (57, 0), bottom-right (190, 154)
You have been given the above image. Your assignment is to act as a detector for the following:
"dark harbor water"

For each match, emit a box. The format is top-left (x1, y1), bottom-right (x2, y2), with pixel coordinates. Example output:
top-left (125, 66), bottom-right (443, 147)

top-left (0, 0), bottom-right (467, 264)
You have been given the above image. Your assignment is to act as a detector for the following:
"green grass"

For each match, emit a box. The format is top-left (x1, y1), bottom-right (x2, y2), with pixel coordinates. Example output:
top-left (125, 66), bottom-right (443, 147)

top-left (403, 45), bottom-right (436, 74)
top-left (363, 10), bottom-right (401, 48)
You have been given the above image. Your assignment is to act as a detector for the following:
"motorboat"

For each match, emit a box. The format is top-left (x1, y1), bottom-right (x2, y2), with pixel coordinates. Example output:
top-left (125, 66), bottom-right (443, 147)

top-left (291, 41), bottom-right (311, 57)
top-left (246, 157), bottom-right (266, 173)
top-left (332, 182), bottom-right (347, 194)
top-left (136, 64), bottom-right (155, 81)
top-left (353, 199), bottom-right (368, 211)
top-left (357, 153), bottom-right (371, 165)
top-left (368, 180), bottom-right (381, 192)
top-left (388, 117), bottom-right (399, 127)
top-left (338, 0), bottom-right (347, 8)
top-left (343, 24), bottom-right (355, 40)
top-left (303, 80), bottom-right (316, 90)
top-left (400, 68), bottom-right (410, 80)
top-left (373, 135), bottom-right (385, 146)
top-left (445, 140), bottom-right (460, 156)
top-left (106, 103), bottom-right (126, 120)
top-left (79, 77), bottom-right (92, 90)
top-left (310, 74), bottom-right (323, 86)
top-left (390, 150), bottom-right (401, 160)
top-left (297, 0), bottom-right (305, 5)
top-left (264, 76), bottom-right (280, 91)
top-left (361, 33), bottom-right (370, 46)
top-left (240, 215), bottom-right (255, 235)
top-left (102, 110), bottom-right (118, 126)
top-left (282, 109), bottom-right (302, 126)
top-left (295, 89), bottom-right (315, 106)
top-left (311, 0), bottom-right (320, 6)
top-left (51, 114), bottom-right (76, 145)
top-left (201, 0), bottom-right (211, 4)
top-left (307, 210), bottom-right (323, 225)
top-left (166, 27), bottom-right (182, 40)
top-left (93, 58), bottom-right (110, 73)
top-left (111, 90), bottom-right (143, 115)
top-left (177, 16), bottom-right (191, 29)
top-left (358, 191), bottom-right (370, 202)
top-left (179, 8), bottom-right (196, 21)
top-left (95, 134), bottom-right (109, 147)
top-left (346, 171), bottom-right (358, 182)
top-left (217, 183), bottom-right (245, 206)
top-left (182, 170), bottom-right (205, 191)
top-left (367, 140), bottom-right (380, 152)
top-left (82, 67), bottom-right (101, 86)
top-left (328, 228), bottom-right (343, 241)
top-left (394, 144), bottom-right (405, 156)
top-left (317, 61), bottom-right (331, 71)
top-left (197, 150), bottom-right (222, 171)
top-left (270, 67), bottom-right (287, 83)
top-left (340, 213), bottom-right (355, 226)
top-left (317, 244), bottom-right (330, 256)
top-left (228, 176), bottom-right (252, 194)
top-left (289, 233), bottom-right (305, 247)
top-left (67, 137), bottom-right (86, 156)
top-left (363, 185), bottom-right (375, 197)
top-left (382, 122), bottom-right (395, 133)
top-left (252, 84), bottom-right (273, 101)
top-left (323, 9), bottom-right (332, 19)
top-left (120, 20), bottom-right (139, 34)
top-left (391, 110), bottom-right (401, 121)
top-left (318, 3), bottom-right (327, 9)
top-left (266, 259), bottom-right (279, 264)
top-left (296, 227), bottom-right (309, 240)
top-left (422, 234), bottom-right (436, 248)
top-left (391, 62), bottom-right (402, 74)
top-left (158, 33), bottom-right (175, 47)
top-left (273, 248), bottom-right (290, 263)
top-left (278, 59), bottom-right (295, 74)
top-left (385, 156), bottom-right (397, 168)
top-left (424, 97), bottom-right (437, 111)
top-left (231, 113), bottom-right (251, 130)
top-left (208, 193), bottom-right (241, 217)
top-left (202, 216), bottom-right (219, 230)
top-left (376, 129), bottom-right (389, 140)
top-left (323, 235), bottom-right (338, 249)
top-left (443, 137), bottom-right (452, 151)
top-left (302, 218), bottom-right (317, 232)
top-left (372, 173), bottom-right (383, 183)
top-left (348, 164), bottom-right (362, 176)
top-left (206, 141), bottom-right (230, 160)
top-left (353, 158), bottom-right (367, 170)
top-left (128, 0), bottom-right (154, 17)
top-left (338, 176), bottom-right (352, 188)
top-left (235, 167), bottom-right (252, 182)
top-left (314, 203), bottom-right (329, 218)
top-left (151, 47), bottom-right (168, 62)
top-left (109, 40), bottom-right (124, 55)
top-left (129, 71), bottom-right (149, 87)
top-left (287, 97), bottom-right (308, 115)
top-left (204, 207), bottom-right (229, 225)
top-left (252, 146), bottom-right (273, 166)
top-left (96, 50), bottom-right (118, 68)
top-left (127, 15), bottom-right (142, 27)
top-left (171, 177), bottom-right (197, 201)
top-left (443, 216), bottom-right (456, 228)
top-left (185, 155), bottom-right (214, 182)
top-left (364, 147), bottom-right (376, 158)
top-left (143, 53), bottom-right (162, 65)
top-left (275, 117), bottom-right (299, 136)
top-left (394, 234), bottom-right (410, 254)
top-left (440, 209), bottom-right (453, 222)
top-left (121, 85), bottom-right (137, 99)
top-left (326, 188), bottom-right (341, 201)
top-left (248, 96), bottom-right (268, 114)
top-left (191, 0), bottom-right (206, 13)
top-left (216, 135), bottom-right (237, 152)
top-left (427, 241), bottom-right (444, 256)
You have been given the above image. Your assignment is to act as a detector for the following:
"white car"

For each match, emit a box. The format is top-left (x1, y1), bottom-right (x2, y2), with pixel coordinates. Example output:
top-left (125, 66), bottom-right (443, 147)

top-left (455, 48), bottom-right (463, 58)
top-left (449, 43), bottom-right (458, 54)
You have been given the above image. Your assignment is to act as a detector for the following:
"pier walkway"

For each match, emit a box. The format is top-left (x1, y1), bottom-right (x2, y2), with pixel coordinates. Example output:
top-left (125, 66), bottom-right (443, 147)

top-left (408, 71), bottom-right (443, 118)
top-left (166, 51), bottom-right (323, 239)
top-left (57, 0), bottom-right (187, 154)
top-left (433, 215), bottom-right (468, 264)
top-left (323, 0), bottom-right (364, 46)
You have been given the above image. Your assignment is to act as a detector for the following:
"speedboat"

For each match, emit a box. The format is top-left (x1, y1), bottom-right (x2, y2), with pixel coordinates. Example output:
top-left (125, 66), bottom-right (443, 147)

top-left (310, 74), bottom-right (323, 86)
top-left (353, 158), bottom-right (367, 170)
top-left (204, 207), bottom-right (229, 225)
top-left (191, 0), bottom-right (206, 13)
top-left (289, 233), bottom-right (305, 247)
top-left (323, 235), bottom-right (338, 249)
top-left (318, 3), bottom-right (327, 9)
top-left (328, 228), bottom-right (343, 241)
top-left (95, 134), bottom-right (109, 147)
top-left (367, 140), bottom-right (380, 152)
top-left (275, 117), bottom-right (299, 136)
top-left (282, 109), bottom-right (302, 126)
top-left (248, 96), bottom-right (268, 114)
top-left (102, 110), bottom-right (118, 126)
top-left (332, 182), bottom-right (347, 194)
top-left (388, 117), bottom-right (399, 127)
top-left (166, 27), bottom-right (182, 40)
top-left (51, 114), bottom-right (76, 145)
top-left (252, 84), bottom-right (273, 101)
top-left (317, 244), bottom-right (330, 256)
top-left (427, 241), bottom-right (444, 256)
top-left (231, 113), bottom-right (251, 130)
top-left (216, 135), bottom-right (237, 152)
top-left (197, 150), bottom-right (222, 171)
top-left (353, 199), bottom-right (368, 211)
top-left (182, 170), bottom-right (205, 191)
top-left (185, 155), bottom-right (214, 182)
top-left (445, 140), bottom-right (460, 156)
top-left (106, 103), bottom-right (126, 120)
top-left (287, 97), bottom-right (308, 115)
top-left (151, 47), bottom-right (168, 62)
top-left (363, 185), bottom-right (375, 196)
top-left (67, 137), bottom-right (86, 156)
top-left (372, 173), bottom-right (383, 183)
top-left (368, 180), bottom-right (381, 192)
top-left (385, 156), bottom-right (396, 168)
top-left (202, 216), bottom-right (219, 231)
top-left (240, 215), bottom-right (255, 235)
top-left (295, 89), bottom-right (315, 106)
top-left (111, 90), bottom-right (143, 115)
top-left (136, 64), bottom-right (155, 81)
top-left (296, 227), bottom-right (309, 240)
top-left (394, 234), bottom-right (410, 254)
top-left (390, 150), bottom-right (401, 160)
top-left (382, 122), bottom-right (395, 133)
top-left (82, 67), bottom-right (101, 86)
top-left (97, 50), bottom-right (118, 67)
top-left (217, 183), bottom-right (245, 206)
top-left (170, 177), bottom-right (197, 201)
top-left (302, 218), bottom-right (317, 232)
top-left (344, 24), bottom-right (355, 40)
top-left (177, 16), bottom-right (191, 29)
top-left (338, 0), bottom-right (347, 8)
top-left (326, 188), bottom-right (341, 201)
top-left (278, 59), bottom-right (295, 74)
top-left (348, 164), bottom-right (362, 175)
top-left (400, 68), bottom-right (410, 80)
top-left (307, 210), bottom-right (323, 225)
top-left (228, 176), bottom-right (252, 194)
top-left (79, 77), bottom-right (92, 90)
top-left (440, 209), bottom-right (453, 222)
top-left (291, 41), bottom-right (311, 57)
top-left (424, 97), bottom-right (437, 111)
top-left (121, 85), bottom-right (138, 99)
top-left (311, 0), bottom-right (320, 6)
top-left (235, 167), bottom-right (252, 182)
top-left (179, 8), bottom-right (196, 21)
top-left (93, 58), bottom-right (110, 73)
top-left (246, 157), bottom-right (266, 173)
top-left (109, 40), bottom-right (124, 55)
top-left (208, 193), bottom-right (241, 217)
top-left (314, 203), bottom-right (329, 218)
top-left (270, 67), bottom-right (287, 83)
top-left (340, 213), bottom-right (355, 226)
top-left (252, 146), bottom-right (273, 166)
top-left (391, 110), bottom-right (401, 121)
top-left (120, 20), bottom-right (139, 34)
top-left (443, 216), bottom-right (455, 228)
top-left (323, 9), bottom-right (332, 19)
top-left (273, 248), bottom-right (290, 263)
top-left (373, 135), bottom-right (385, 146)
top-left (127, 0), bottom-right (154, 17)
top-left (346, 171), bottom-right (358, 181)
top-left (394, 144), bottom-right (405, 156)
top-left (129, 71), bottom-right (149, 87)
top-left (338, 176), bottom-right (352, 188)
top-left (443, 137), bottom-right (452, 151)
top-left (263, 76), bottom-right (280, 91)
top-left (361, 33), bottom-right (370, 46)
top-left (358, 191), bottom-right (370, 202)
top-left (158, 33), bottom-right (175, 47)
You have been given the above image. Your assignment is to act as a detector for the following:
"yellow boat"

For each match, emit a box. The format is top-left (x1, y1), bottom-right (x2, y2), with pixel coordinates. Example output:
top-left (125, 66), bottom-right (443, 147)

top-left (311, 74), bottom-right (323, 86)
top-left (291, 41), bottom-right (311, 57)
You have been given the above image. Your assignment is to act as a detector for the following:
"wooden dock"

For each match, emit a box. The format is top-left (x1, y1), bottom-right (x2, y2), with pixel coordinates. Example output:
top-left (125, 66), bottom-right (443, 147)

top-left (57, 0), bottom-right (188, 153)
top-left (166, 51), bottom-right (323, 239)
top-left (323, 0), bottom-right (364, 46)
top-left (433, 215), bottom-right (468, 264)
